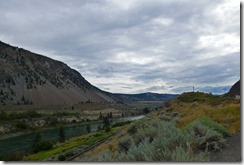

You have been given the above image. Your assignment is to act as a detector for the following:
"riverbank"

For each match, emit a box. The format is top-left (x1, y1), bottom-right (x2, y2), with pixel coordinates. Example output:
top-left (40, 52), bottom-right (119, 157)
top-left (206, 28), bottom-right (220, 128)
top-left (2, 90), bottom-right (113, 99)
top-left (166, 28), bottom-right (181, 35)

top-left (0, 115), bottom-right (145, 158)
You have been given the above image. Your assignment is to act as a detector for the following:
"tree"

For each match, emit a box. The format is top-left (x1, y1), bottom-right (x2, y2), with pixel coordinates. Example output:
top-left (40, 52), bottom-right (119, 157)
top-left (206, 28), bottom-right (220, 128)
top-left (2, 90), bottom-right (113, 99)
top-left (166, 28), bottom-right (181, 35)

top-left (97, 125), bottom-right (102, 131)
top-left (103, 116), bottom-right (111, 132)
top-left (143, 108), bottom-right (150, 114)
top-left (59, 126), bottom-right (65, 143)
top-left (99, 112), bottom-right (103, 120)
top-left (109, 112), bottom-right (113, 118)
top-left (32, 132), bottom-right (41, 148)
top-left (86, 124), bottom-right (91, 133)
top-left (21, 95), bottom-right (25, 102)
top-left (33, 140), bottom-right (53, 153)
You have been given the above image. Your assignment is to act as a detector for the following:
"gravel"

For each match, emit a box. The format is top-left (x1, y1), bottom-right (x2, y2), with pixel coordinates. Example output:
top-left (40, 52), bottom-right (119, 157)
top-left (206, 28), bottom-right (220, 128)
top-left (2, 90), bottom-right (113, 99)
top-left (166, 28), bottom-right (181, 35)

top-left (209, 132), bottom-right (241, 162)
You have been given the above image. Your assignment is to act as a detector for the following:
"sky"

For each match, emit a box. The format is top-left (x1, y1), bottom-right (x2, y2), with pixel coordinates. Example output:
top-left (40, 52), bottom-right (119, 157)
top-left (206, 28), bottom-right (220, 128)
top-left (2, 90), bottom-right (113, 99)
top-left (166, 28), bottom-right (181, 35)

top-left (0, 0), bottom-right (240, 94)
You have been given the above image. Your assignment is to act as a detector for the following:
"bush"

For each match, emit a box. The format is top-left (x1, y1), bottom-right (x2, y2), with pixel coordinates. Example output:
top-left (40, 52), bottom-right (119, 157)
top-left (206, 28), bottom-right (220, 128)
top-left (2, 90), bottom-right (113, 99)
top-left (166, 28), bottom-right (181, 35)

top-left (184, 120), bottom-right (226, 152)
top-left (58, 154), bottom-right (66, 161)
top-left (104, 126), bottom-right (111, 132)
top-left (87, 118), bottom-right (227, 161)
top-left (119, 138), bottom-right (154, 161)
top-left (143, 108), bottom-right (150, 114)
top-left (33, 140), bottom-right (54, 153)
top-left (118, 135), bottom-right (132, 153)
top-left (196, 116), bottom-right (229, 137)
top-left (127, 125), bottom-right (137, 135)
top-left (133, 126), bottom-right (157, 145)
top-left (15, 121), bottom-right (28, 129)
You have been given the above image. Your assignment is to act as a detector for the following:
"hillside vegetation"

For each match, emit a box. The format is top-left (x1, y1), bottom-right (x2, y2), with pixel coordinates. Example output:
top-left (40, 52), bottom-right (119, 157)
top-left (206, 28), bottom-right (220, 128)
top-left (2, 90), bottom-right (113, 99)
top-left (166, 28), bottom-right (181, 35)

top-left (75, 92), bottom-right (240, 161)
top-left (18, 92), bottom-right (240, 161)
top-left (165, 92), bottom-right (240, 134)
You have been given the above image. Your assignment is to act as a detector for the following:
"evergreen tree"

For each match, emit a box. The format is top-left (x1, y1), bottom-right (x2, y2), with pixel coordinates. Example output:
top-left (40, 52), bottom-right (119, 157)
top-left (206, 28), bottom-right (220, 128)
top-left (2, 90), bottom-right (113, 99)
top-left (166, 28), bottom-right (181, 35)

top-left (21, 95), bottom-right (25, 102)
top-left (32, 132), bottom-right (42, 152)
top-left (99, 112), bottom-right (103, 120)
top-left (59, 126), bottom-right (65, 143)
top-left (33, 132), bottom-right (41, 146)
top-left (103, 116), bottom-right (111, 132)
top-left (86, 124), bottom-right (91, 133)
top-left (97, 125), bottom-right (102, 131)
top-left (109, 112), bottom-right (113, 118)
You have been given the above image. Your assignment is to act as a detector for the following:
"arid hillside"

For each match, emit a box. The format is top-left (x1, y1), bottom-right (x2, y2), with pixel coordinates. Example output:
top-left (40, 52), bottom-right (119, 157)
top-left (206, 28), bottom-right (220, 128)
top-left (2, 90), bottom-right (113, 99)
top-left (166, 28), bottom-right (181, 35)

top-left (0, 41), bottom-right (115, 105)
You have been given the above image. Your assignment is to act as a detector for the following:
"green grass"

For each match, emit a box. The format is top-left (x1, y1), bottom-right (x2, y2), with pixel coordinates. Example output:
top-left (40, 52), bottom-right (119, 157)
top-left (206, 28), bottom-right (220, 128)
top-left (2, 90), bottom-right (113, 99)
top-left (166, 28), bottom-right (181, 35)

top-left (176, 92), bottom-right (236, 105)
top-left (24, 129), bottom-right (117, 161)
top-left (165, 93), bottom-right (240, 134)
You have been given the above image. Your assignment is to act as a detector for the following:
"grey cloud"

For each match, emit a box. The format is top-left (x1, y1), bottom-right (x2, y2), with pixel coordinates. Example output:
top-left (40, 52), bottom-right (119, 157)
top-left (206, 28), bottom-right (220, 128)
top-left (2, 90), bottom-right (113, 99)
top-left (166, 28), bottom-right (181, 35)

top-left (0, 0), bottom-right (239, 94)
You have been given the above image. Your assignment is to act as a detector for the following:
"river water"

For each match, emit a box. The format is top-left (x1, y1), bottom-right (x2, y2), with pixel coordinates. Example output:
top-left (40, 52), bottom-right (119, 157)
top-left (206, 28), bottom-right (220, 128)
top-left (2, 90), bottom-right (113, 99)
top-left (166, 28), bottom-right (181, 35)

top-left (0, 115), bottom-right (144, 155)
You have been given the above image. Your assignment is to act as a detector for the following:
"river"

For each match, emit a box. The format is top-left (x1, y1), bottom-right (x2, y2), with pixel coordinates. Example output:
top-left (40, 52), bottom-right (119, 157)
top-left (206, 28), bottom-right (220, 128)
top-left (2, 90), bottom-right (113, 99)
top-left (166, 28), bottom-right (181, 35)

top-left (0, 115), bottom-right (144, 155)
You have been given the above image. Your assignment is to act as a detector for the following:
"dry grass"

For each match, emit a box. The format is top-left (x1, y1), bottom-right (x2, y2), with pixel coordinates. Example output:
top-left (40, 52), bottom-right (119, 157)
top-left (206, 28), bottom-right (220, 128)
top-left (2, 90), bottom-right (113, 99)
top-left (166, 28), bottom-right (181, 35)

top-left (81, 125), bottom-right (130, 159)
top-left (169, 100), bottom-right (240, 134)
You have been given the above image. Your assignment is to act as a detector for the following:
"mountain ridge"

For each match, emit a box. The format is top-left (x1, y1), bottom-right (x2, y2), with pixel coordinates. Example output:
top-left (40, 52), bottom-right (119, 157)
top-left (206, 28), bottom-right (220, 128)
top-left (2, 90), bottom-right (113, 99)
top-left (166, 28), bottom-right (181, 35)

top-left (0, 41), bottom-right (115, 105)
top-left (225, 80), bottom-right (240, 98)
top-left (113, 92), bottom-right (178, 102)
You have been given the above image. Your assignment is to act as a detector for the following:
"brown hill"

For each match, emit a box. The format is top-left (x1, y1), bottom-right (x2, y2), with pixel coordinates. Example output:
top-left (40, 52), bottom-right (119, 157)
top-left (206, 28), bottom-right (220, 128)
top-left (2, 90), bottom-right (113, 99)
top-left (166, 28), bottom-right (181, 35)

top-left (225, 80), bottom-right (240, 98)
top-left (0, 41), bottom-right (115, 105)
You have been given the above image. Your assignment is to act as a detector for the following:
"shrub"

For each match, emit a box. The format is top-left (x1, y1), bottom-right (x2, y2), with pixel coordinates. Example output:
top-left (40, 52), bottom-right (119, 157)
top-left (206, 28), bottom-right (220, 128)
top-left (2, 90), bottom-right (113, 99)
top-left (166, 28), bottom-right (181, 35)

top-left (119, 138), bottom-right (154, 161)
top-left (15, 121), bottom-right (28, 129)
top-left (104, 126), bottom-right (111, 132)
top-left (133, 126), bottom-right (157, 145)
top-left (59, 126), bottom-right (65, 143)
top-left (196, 116), bottom-right (229, 137)
top-left (118, 135), bottom-right (132, 153)
top-left (143, 108), bottom-right (150, 114)
top-left (33, 140), bottom-right (54, 153)
top-left (127, 125), bottom-right (137, 135)
top-left (58, 154), bottom-right (66, 161)
top-left (116, 121), bottom-right (210, 161)
top-left (150, 122), bottom-right (188, 161)
top-left (184, 119), bottom-right (226, 152)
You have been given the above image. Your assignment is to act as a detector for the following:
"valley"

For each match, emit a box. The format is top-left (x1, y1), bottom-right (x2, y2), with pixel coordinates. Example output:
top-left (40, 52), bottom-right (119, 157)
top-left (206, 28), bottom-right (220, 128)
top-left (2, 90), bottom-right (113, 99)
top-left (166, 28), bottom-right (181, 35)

top-left (0, 41), bottom-right (240, 162)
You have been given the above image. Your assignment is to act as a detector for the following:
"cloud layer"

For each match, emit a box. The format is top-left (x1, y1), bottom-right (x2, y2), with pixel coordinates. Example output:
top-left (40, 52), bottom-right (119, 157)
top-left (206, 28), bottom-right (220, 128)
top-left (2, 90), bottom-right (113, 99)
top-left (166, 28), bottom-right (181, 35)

top-left (0, 0), bottom-right (240, 94)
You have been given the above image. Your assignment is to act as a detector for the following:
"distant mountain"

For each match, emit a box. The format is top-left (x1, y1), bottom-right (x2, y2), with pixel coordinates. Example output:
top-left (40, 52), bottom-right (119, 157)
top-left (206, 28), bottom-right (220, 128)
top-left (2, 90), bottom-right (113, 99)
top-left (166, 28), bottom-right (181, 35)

top-left (113, 92), bottom-right (178, 103)
top-left (0, 41), bottom-right (115, 105)
top-left (225, 80), bottom-right (240, 98)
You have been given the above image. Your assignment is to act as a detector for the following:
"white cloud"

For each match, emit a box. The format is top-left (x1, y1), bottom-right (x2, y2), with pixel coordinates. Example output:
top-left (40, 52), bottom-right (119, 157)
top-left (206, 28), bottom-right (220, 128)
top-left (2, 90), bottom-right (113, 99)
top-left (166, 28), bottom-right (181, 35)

top-left (111, 52), bottom-right (155, 65)
top-left (0, 0), bottom-right (240, 94)
top-left (151, 17), bottom-right (173, 26)
top-left (197, 33), bottom-right (239, 57)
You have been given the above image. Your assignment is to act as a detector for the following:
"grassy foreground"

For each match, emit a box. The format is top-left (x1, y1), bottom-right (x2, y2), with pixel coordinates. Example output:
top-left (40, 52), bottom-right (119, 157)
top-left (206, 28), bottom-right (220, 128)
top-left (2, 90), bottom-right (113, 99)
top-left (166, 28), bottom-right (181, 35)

top-left (78, 92), bottom-right (240, 161)
top-left (166, 92), bottom-right (240, 134)
top-left (24, 129), bottom-right (117, 161)
top-left (24, 92), bottom-right (241, 161)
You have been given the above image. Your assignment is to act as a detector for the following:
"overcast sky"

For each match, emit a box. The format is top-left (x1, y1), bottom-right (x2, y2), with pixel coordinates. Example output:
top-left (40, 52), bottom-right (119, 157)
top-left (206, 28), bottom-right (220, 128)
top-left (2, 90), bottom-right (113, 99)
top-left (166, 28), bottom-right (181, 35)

top-left (0, 0), bottom-right (240, 94)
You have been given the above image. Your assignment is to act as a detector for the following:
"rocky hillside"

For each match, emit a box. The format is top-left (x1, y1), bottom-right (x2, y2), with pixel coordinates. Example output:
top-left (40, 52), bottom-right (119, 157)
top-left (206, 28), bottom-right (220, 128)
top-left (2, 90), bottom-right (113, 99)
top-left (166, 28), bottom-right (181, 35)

top-left (0, 41), bottom-right (115, 105)
top-left (225, 80), bottom-right (240, 98)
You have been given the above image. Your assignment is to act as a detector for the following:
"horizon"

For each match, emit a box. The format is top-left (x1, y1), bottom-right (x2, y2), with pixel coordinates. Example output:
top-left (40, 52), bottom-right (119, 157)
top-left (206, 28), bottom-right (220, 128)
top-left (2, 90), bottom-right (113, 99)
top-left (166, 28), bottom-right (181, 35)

top-left (0, 0), bottom-right (240, 94)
